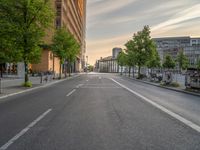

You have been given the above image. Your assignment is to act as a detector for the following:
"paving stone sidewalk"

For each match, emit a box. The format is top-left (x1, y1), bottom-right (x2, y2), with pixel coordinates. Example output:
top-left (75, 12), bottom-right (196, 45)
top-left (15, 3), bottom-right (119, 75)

top-left (0, 74), bottom-right (79, 97)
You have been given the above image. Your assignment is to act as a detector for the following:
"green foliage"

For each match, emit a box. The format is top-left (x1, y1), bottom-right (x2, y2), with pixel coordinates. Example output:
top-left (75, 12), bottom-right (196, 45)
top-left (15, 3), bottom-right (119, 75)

top-left (117, 51), bottom-right (127, 75)
top-left (176, 50), bottom-right (189, 70)
top-left (170, 82), bottom-right (180, 87)
top-left (88, 65), bottom-right (94, 72)
top-left (147, 47), bottom-right (161, 68)
top-left (66, 37), bottom-right (80, 64)
top-left (52, 28), bottom-right (71, 64)
top-left (117, 51), bottom-right (126, 67)
top-left (161, 82), bottom-right (180, 88)
top-left (52, 28), bottom-right (80, 77)
top-left (196, 59), bottom-right (200, 70)
top-left (0, 0), bottom-right (55, 82)
top-left (125, 40), bottom-right (136, 67)
top-left (125, 25), bottom-right (157, 77)
top-left (163, 55), bottom-right (176, 69)
top-left (22, 81), bottom-right (32, 87)
top-left (0, 22), bottom-right (22, 63)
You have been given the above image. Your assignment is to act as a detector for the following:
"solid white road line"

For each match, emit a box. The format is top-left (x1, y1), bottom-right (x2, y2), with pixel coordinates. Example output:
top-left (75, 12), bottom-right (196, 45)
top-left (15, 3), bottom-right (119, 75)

top-left (110, 78), bottom-right (200, 133)
top-left (0, 109), bottom-right (52, 150)
top-left (66, 89), bottom-right (76, 97)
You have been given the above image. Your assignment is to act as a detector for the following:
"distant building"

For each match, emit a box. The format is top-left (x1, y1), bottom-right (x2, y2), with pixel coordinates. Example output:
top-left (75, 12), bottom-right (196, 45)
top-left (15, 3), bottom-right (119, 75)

top-left (184, 46), bottom-right (200, 67)
top-left (112, 48), bottom-right (122, 59)
top-left (153, 36), bottom-right (200, 67)
top-left (98, 56), bottom-right (119, 73)
top-left (96, 47), bottom-right (122, 73)
top-left (190, 38), bottom-right (200, 46)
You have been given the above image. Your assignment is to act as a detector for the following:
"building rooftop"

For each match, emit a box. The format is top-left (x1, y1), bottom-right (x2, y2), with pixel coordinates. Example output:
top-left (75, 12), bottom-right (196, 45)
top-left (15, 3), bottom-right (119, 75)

top-left (99, 56), bottom-right (113, 61)
top-left (153, 36), bottom-right (191, 40)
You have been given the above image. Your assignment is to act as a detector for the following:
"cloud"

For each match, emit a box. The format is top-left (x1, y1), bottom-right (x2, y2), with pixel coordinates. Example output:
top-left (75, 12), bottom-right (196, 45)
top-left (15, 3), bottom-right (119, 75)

top-left (152, 4), bottom-right (200, 31)
top-left (87, 33), bottom-right (132, 50)
top-left (86, 0), bottom-right (200, 65)
top-left (87, 0), bottom-right (136, 18)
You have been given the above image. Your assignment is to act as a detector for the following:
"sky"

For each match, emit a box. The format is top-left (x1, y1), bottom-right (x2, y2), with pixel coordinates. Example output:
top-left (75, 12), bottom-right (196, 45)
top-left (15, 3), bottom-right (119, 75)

top-left (86, 0), bottom-right (200, 65)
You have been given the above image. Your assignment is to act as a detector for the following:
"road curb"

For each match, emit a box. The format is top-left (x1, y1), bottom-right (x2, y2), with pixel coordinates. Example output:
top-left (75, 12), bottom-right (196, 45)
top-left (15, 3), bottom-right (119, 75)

top-left (120, 75), bottom-right (200, 97)
top-left (0, 74), bottom-right (80, 100)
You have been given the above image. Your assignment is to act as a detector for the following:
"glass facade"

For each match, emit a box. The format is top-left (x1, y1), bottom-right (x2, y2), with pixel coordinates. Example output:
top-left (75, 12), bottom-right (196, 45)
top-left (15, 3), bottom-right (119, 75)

top-left (154, 37), bottom-right (200, 67)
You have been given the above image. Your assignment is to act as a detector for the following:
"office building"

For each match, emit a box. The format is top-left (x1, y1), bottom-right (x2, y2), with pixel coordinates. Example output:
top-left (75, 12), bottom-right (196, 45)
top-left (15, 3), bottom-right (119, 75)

top-left (32, 0), bottom-right (87, 75)
top-left (153, 36), bottom-right (200, 67)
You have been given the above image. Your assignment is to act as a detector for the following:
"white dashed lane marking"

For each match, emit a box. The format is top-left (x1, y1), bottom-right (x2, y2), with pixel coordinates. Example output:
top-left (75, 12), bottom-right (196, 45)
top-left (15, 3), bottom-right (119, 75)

top-left (0, 109), bottom-right (52, 150)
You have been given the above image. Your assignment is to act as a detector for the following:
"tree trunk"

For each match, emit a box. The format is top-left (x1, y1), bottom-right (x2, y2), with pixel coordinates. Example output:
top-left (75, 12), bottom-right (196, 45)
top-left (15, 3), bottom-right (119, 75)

top-left (59, 61), bottom-right (62, 79)
top-left (138, 65), bottom-right (141, 78)
top-left (53, 54), bottom-right (55, 79)
top-left (68, 62), bottom-right (71, 77)
top-left (24, 62), bottom-right (29, 83)
top-left (121, 66), bottom-right (122, 75)
top-left (64, 64), bottom-right (67, 78)
top-left (129, 66), bottom-right (131, 77)
top-left (132, 66), bottom-right (134, 78)
top-left (0, 64), bottom-right (3, 78)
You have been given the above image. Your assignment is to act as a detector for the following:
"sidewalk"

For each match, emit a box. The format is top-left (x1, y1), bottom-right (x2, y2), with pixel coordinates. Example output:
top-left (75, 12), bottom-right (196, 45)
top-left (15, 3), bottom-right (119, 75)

top-left (0, 73), bottom-right (80, 99)
top-left (120, 74), bottom-right (200, 97)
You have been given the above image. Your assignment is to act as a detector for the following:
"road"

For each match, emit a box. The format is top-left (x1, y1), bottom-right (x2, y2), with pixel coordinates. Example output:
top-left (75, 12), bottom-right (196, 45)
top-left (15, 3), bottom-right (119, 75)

top-left (0, 73), bottom-right (199, 150)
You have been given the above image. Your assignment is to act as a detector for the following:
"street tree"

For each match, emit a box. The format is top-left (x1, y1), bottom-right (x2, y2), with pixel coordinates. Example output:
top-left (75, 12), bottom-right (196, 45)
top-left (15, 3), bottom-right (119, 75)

top-left (162, 55), bottom-right (176, 69)
top-left (125, 40), bottom-right (136, 77)
top-left (0, 18), bottom-right (22, 77)
top-left (52, 28), bottom-right (80, 78)
top-left (125, 25), bottom-right (156, 78)
top-left (176, 50), bottom-right (189, 73)
top-left (0, 0), bottom-right (54, 84)
top-left (147, 48), bottom-right (161, 71)
top-left (52, 28), bottom-right (71, 79)
top-left (66, 37), bottom-right (80, 77)
top-left (117, 51), bottom-right (126, 75)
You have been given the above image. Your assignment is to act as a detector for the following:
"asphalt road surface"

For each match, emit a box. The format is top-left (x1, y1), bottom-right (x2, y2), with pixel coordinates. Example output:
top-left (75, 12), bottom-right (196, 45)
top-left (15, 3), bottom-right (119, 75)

top-left (0, 73), bottom-right (199, 150)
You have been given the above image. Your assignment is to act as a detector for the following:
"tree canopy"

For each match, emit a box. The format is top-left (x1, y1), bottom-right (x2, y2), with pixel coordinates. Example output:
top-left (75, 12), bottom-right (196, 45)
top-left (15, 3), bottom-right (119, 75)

top-left (162, 55), bottom-right (176, 69)
top-left (197, 59), bottom-right (200, 71)
top-left (176, 50), bottom-right (189, 71)
top-left (0, 0), bottom-right (54, 83)
top-left (125, 25), bottom-right (158, 77)
top-left (52, 28), bottom-right (80, 78)
top-left (147, 48), bottom-right (161, 69)
top-left (117, 51), bottom-right (127, 75)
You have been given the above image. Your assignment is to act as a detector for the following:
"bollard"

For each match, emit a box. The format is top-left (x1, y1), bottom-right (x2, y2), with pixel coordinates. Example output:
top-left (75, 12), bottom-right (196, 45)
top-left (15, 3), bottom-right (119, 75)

top-left (40, 73), bottom-right (43, 84)
top-left (46, 75), bottom-right (48, 83)
top-left (0, 78), bottom-right (2, 94)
